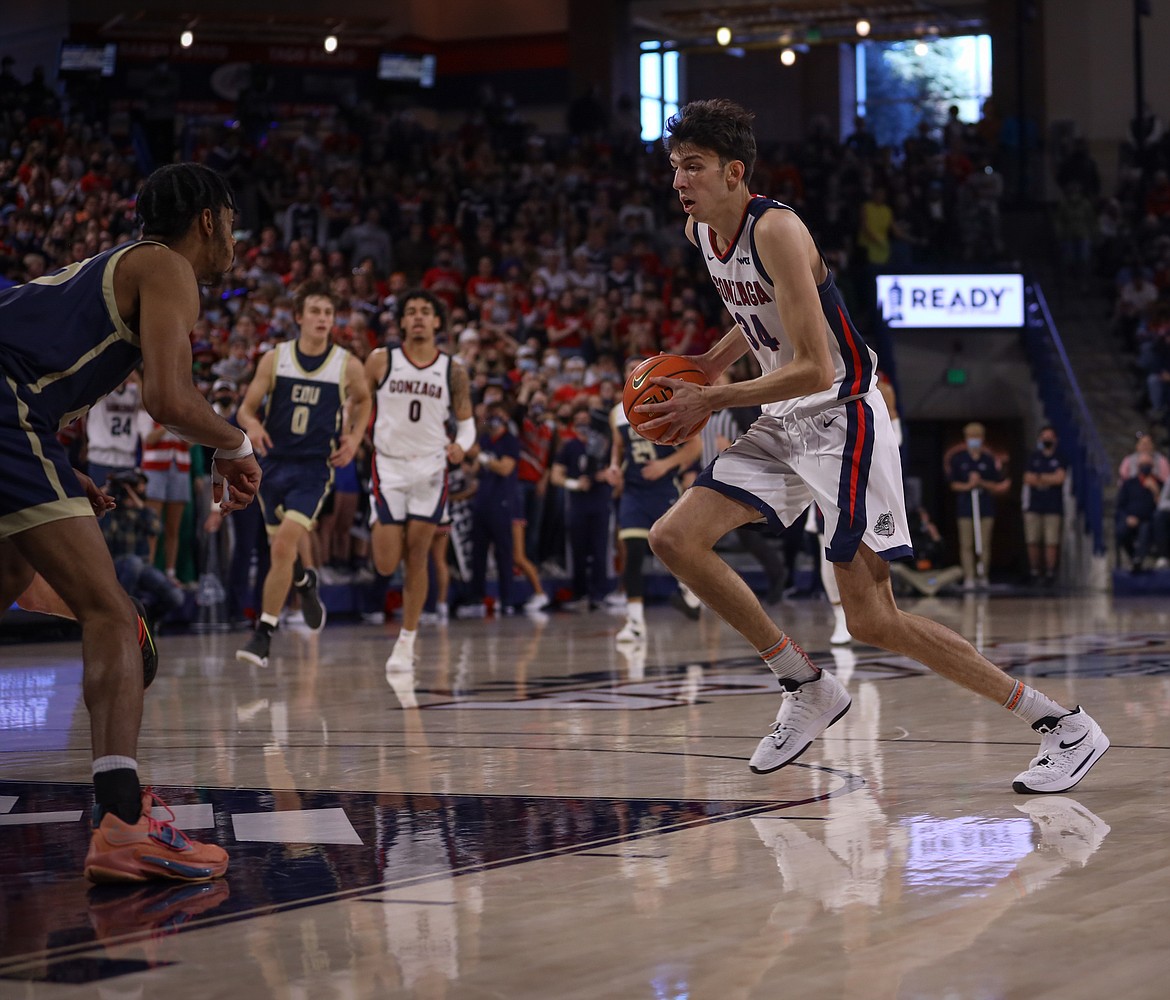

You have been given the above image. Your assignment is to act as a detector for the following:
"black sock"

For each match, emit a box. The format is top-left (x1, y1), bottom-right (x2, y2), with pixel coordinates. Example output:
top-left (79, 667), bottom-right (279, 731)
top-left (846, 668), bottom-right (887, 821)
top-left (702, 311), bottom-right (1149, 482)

top-left (93, 768), bottom-right (142, 825)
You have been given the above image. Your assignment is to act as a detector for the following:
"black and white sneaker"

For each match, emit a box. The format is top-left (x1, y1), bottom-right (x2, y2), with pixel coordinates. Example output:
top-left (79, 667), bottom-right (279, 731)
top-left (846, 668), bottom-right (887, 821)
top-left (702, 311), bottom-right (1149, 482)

top-left (235, 629), bottom-right (271, 668)
top-left (1012, 707), bottom-right (1109, 794)
top-left (749, 670), bottom-right (852, 774)
top-left (294, 567), bottom-right (326, 633)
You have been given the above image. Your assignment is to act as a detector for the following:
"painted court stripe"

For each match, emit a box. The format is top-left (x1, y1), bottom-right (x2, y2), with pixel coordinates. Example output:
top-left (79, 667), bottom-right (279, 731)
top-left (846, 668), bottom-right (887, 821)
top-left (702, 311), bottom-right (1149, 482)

top-left (150, 803), bottom-right (215, 830)
top-left (0, 796), bottom-right (15, 814)
top-left (0, 810), bottom-right (84, 826)
top-left (231, 807), bottom-right (363, 845)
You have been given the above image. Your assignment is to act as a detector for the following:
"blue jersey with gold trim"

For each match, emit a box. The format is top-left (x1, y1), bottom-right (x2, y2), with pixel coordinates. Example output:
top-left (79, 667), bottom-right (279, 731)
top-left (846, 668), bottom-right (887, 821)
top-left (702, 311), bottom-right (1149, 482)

top-left (263, 340), bottom-right (350, 460)
top-left (0, 241), bottom-right (159, 429)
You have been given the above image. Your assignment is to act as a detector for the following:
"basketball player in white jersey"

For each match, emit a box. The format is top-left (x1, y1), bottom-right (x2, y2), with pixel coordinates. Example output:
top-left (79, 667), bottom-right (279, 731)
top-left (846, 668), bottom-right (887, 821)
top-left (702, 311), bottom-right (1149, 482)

top-left (236, 281), bottom-right (371, 667)
top-left (367, 289), bottom-right (474, 678)
top-left (637, 99), bottom-right (1108, 794)
top-left (85, 374), bottom-right (143, 487)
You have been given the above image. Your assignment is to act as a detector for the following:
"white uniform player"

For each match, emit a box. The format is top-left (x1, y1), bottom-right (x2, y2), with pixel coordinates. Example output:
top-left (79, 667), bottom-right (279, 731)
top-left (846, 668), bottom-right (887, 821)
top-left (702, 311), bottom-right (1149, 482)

top-left (643, 99), bottom-right (1108, 796)
top-left (371, 346), bottom-right (455, 524)
top-left (366, 289), bottom-right (476, 678)
top-left (86, 379), bottom-right (142, 481)
top-left (693, 197), bottom-right (913, 564)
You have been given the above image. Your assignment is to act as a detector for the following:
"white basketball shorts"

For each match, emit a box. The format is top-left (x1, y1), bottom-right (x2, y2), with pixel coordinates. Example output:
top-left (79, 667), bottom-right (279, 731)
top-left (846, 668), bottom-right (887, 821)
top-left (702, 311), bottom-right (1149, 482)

top-left (694, 387), bottom-right (913, 563)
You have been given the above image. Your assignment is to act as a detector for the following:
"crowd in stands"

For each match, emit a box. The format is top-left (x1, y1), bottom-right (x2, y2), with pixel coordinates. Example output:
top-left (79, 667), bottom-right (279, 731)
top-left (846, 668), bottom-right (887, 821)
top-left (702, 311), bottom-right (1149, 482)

top-left (7, 52), bottom-right (1162, 610)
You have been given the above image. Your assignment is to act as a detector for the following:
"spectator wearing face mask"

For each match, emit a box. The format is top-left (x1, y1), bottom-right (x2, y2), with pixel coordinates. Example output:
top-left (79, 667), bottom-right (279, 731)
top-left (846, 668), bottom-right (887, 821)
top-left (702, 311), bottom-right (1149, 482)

top-left (1118, 430), bottom-right (1170, 483)
top-left (459, 403), bottom-right (521, 617)
top-left (1022, 426), bottom-right (1067, 585)
top-left (947, 421), bottom-right (1011, 590)
top-left (1115, 457), bottom-right (1163, 572)
top-left (551, 401), bottom-right (614, 609)
top-left (516, 389), bottom-right (555, 566)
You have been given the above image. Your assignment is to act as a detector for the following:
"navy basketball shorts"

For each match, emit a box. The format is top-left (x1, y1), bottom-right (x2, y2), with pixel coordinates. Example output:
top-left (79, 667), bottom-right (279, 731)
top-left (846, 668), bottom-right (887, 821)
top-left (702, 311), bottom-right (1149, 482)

top-left (0, 376), bottom-right (91, 538)
top-left (258, 457), bottom-right (334, 533)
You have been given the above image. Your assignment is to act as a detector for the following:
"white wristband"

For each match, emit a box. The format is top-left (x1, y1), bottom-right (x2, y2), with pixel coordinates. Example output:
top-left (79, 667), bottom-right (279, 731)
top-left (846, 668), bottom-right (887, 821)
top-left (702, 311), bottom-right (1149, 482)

top-left (563, 478), bottom-right (581, 492)
top-left (477, 452), bottom-right (492, 467)
top-left (454, 417), bottom-right (476, 453)
top-left (214, 431), bottom-right (253, 462)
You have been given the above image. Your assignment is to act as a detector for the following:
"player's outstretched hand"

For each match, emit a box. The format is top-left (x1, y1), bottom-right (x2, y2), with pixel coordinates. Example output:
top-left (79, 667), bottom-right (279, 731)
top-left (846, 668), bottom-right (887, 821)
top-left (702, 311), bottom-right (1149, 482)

top-left (212, 454), bottom-right (262, 513)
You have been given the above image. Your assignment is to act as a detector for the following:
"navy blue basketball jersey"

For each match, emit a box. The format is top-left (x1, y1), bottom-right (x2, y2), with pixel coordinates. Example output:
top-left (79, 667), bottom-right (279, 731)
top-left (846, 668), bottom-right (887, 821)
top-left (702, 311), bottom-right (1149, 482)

top-left (262, 340), bottom-right (350, 460)
top-left (620, 423), bottom-right (681, 499)
top-left (0, 241), bottom-right (161, 428)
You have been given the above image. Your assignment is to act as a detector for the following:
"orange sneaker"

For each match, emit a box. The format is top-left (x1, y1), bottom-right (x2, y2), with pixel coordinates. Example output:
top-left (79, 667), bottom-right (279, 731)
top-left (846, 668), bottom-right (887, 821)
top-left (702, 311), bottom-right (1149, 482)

top-left (84, 789), bottom-right (228, 883)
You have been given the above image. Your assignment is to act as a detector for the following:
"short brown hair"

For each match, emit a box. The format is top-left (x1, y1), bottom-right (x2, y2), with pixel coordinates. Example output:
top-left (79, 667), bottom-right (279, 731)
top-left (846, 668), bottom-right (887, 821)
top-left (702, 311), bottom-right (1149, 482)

top-left (293, 280), bottom-right (336, 317)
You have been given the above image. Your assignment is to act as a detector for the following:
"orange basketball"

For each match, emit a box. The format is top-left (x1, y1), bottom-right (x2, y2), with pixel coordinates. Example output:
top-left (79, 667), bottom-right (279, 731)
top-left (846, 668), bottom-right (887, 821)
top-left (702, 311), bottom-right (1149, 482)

top-left (622, 354), bottom-right (710, 442)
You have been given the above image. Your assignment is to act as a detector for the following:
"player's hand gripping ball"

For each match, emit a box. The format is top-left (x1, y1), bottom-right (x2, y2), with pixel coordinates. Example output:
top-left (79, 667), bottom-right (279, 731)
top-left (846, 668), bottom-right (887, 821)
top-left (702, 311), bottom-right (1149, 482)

top-left (622, 354), bottom-right (710, 442)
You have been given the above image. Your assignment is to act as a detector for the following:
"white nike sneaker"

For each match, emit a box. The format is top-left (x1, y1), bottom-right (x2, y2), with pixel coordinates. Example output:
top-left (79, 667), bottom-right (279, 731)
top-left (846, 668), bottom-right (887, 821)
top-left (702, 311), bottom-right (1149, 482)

top-left (385, 642), bottom-right (415, 677)
top-left (749, 670), bottom-right (852, 774)
top-left (1012, 707), bottom-right (1110, 794)
top-left (524, 592), bottom-right (550, 612)
top-left (615, 620), bottom-right (645, 643)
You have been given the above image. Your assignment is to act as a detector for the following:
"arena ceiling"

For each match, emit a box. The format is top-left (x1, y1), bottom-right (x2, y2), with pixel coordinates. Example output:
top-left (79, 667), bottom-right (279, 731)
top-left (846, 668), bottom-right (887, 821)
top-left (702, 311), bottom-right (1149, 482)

top-left (630, 1), bottom-right (991, 48)
top-left (72, 0), bottom-right (990, 48)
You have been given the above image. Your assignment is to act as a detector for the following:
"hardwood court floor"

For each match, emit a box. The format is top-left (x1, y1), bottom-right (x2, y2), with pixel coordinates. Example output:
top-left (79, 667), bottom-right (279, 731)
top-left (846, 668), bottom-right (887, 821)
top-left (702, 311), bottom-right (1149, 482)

top-left (2, 592), bottom-right (1169, 999)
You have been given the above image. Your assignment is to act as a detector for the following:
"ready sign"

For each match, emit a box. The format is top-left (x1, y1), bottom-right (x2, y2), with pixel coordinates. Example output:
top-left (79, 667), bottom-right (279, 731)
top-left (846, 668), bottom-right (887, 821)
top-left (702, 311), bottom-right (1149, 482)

top-left (875, 274), bottom-right (1025, 328)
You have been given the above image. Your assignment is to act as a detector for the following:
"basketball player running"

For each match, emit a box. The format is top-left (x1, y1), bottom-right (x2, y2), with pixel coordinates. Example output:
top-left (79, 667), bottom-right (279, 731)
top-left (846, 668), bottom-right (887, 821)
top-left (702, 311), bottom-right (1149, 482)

top-left (236, 281), bottom-right (371, 667)
top-left (609, 362), bottom-right (702, 643)
top-left (0, 162), bottom-right (261, 881)
top-left (367, 289), bottom-right (474, 678)
top-left (637, 100), bottom-right (1108, 794)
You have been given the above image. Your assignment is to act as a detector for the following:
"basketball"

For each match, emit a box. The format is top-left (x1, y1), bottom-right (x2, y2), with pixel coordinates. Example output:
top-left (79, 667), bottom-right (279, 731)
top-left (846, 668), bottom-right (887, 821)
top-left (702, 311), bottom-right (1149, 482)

top-left (622, 354), bottom-right (710, 442)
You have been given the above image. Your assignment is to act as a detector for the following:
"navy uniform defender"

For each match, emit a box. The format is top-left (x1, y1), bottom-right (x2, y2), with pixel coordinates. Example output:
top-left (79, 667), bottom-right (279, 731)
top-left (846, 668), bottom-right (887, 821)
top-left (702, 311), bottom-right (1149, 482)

top-left (0, 163), bottom-right (261, 882)
top-left (235, 280), bottom-right (371, 667)
top-left (607, 371), bottom-right (701, 643)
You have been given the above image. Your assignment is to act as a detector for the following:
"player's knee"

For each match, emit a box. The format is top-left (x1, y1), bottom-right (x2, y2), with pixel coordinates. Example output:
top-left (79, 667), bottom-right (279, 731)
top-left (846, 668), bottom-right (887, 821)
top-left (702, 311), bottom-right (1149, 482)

top-left (648, 518), bottom-right (685, 568)
top-left (269, 533), bottom-right (298, 567)
top-left (843, 606), bottom-right (892, 648)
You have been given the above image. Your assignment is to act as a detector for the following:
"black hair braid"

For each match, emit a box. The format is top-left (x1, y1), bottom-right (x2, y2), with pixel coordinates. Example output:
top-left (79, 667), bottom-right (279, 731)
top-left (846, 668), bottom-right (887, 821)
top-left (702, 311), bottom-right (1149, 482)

top-left (136, 163), bottom-right (236, 241)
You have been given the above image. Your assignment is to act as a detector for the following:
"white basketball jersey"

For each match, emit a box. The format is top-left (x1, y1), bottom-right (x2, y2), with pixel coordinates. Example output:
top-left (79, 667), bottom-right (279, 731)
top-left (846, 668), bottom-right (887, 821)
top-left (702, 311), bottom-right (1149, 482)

top-left (697, 197), bottom-right (878, 418)
top-left (86, 381), bottom-right (141, 466)
top-left (372, 347), bottom-right (453, 470)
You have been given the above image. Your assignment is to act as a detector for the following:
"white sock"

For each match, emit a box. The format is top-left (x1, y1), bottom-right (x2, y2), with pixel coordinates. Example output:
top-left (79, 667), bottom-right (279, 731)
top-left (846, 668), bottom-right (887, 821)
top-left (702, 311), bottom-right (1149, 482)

top-left (759, 634), bottom-right (820, 685)
top-left (396, 628), bottom-right (417, 650)
top-left (1003, 681), bottom-right (1068, 726)
top-left (627, 600), bottom-right (645, 625)
top-left (92, 755), bottom-right (138, 775)
top-left (260, 612), bottom-right (280, 629)
top-left (436, 602), bottom-right (448, 615)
